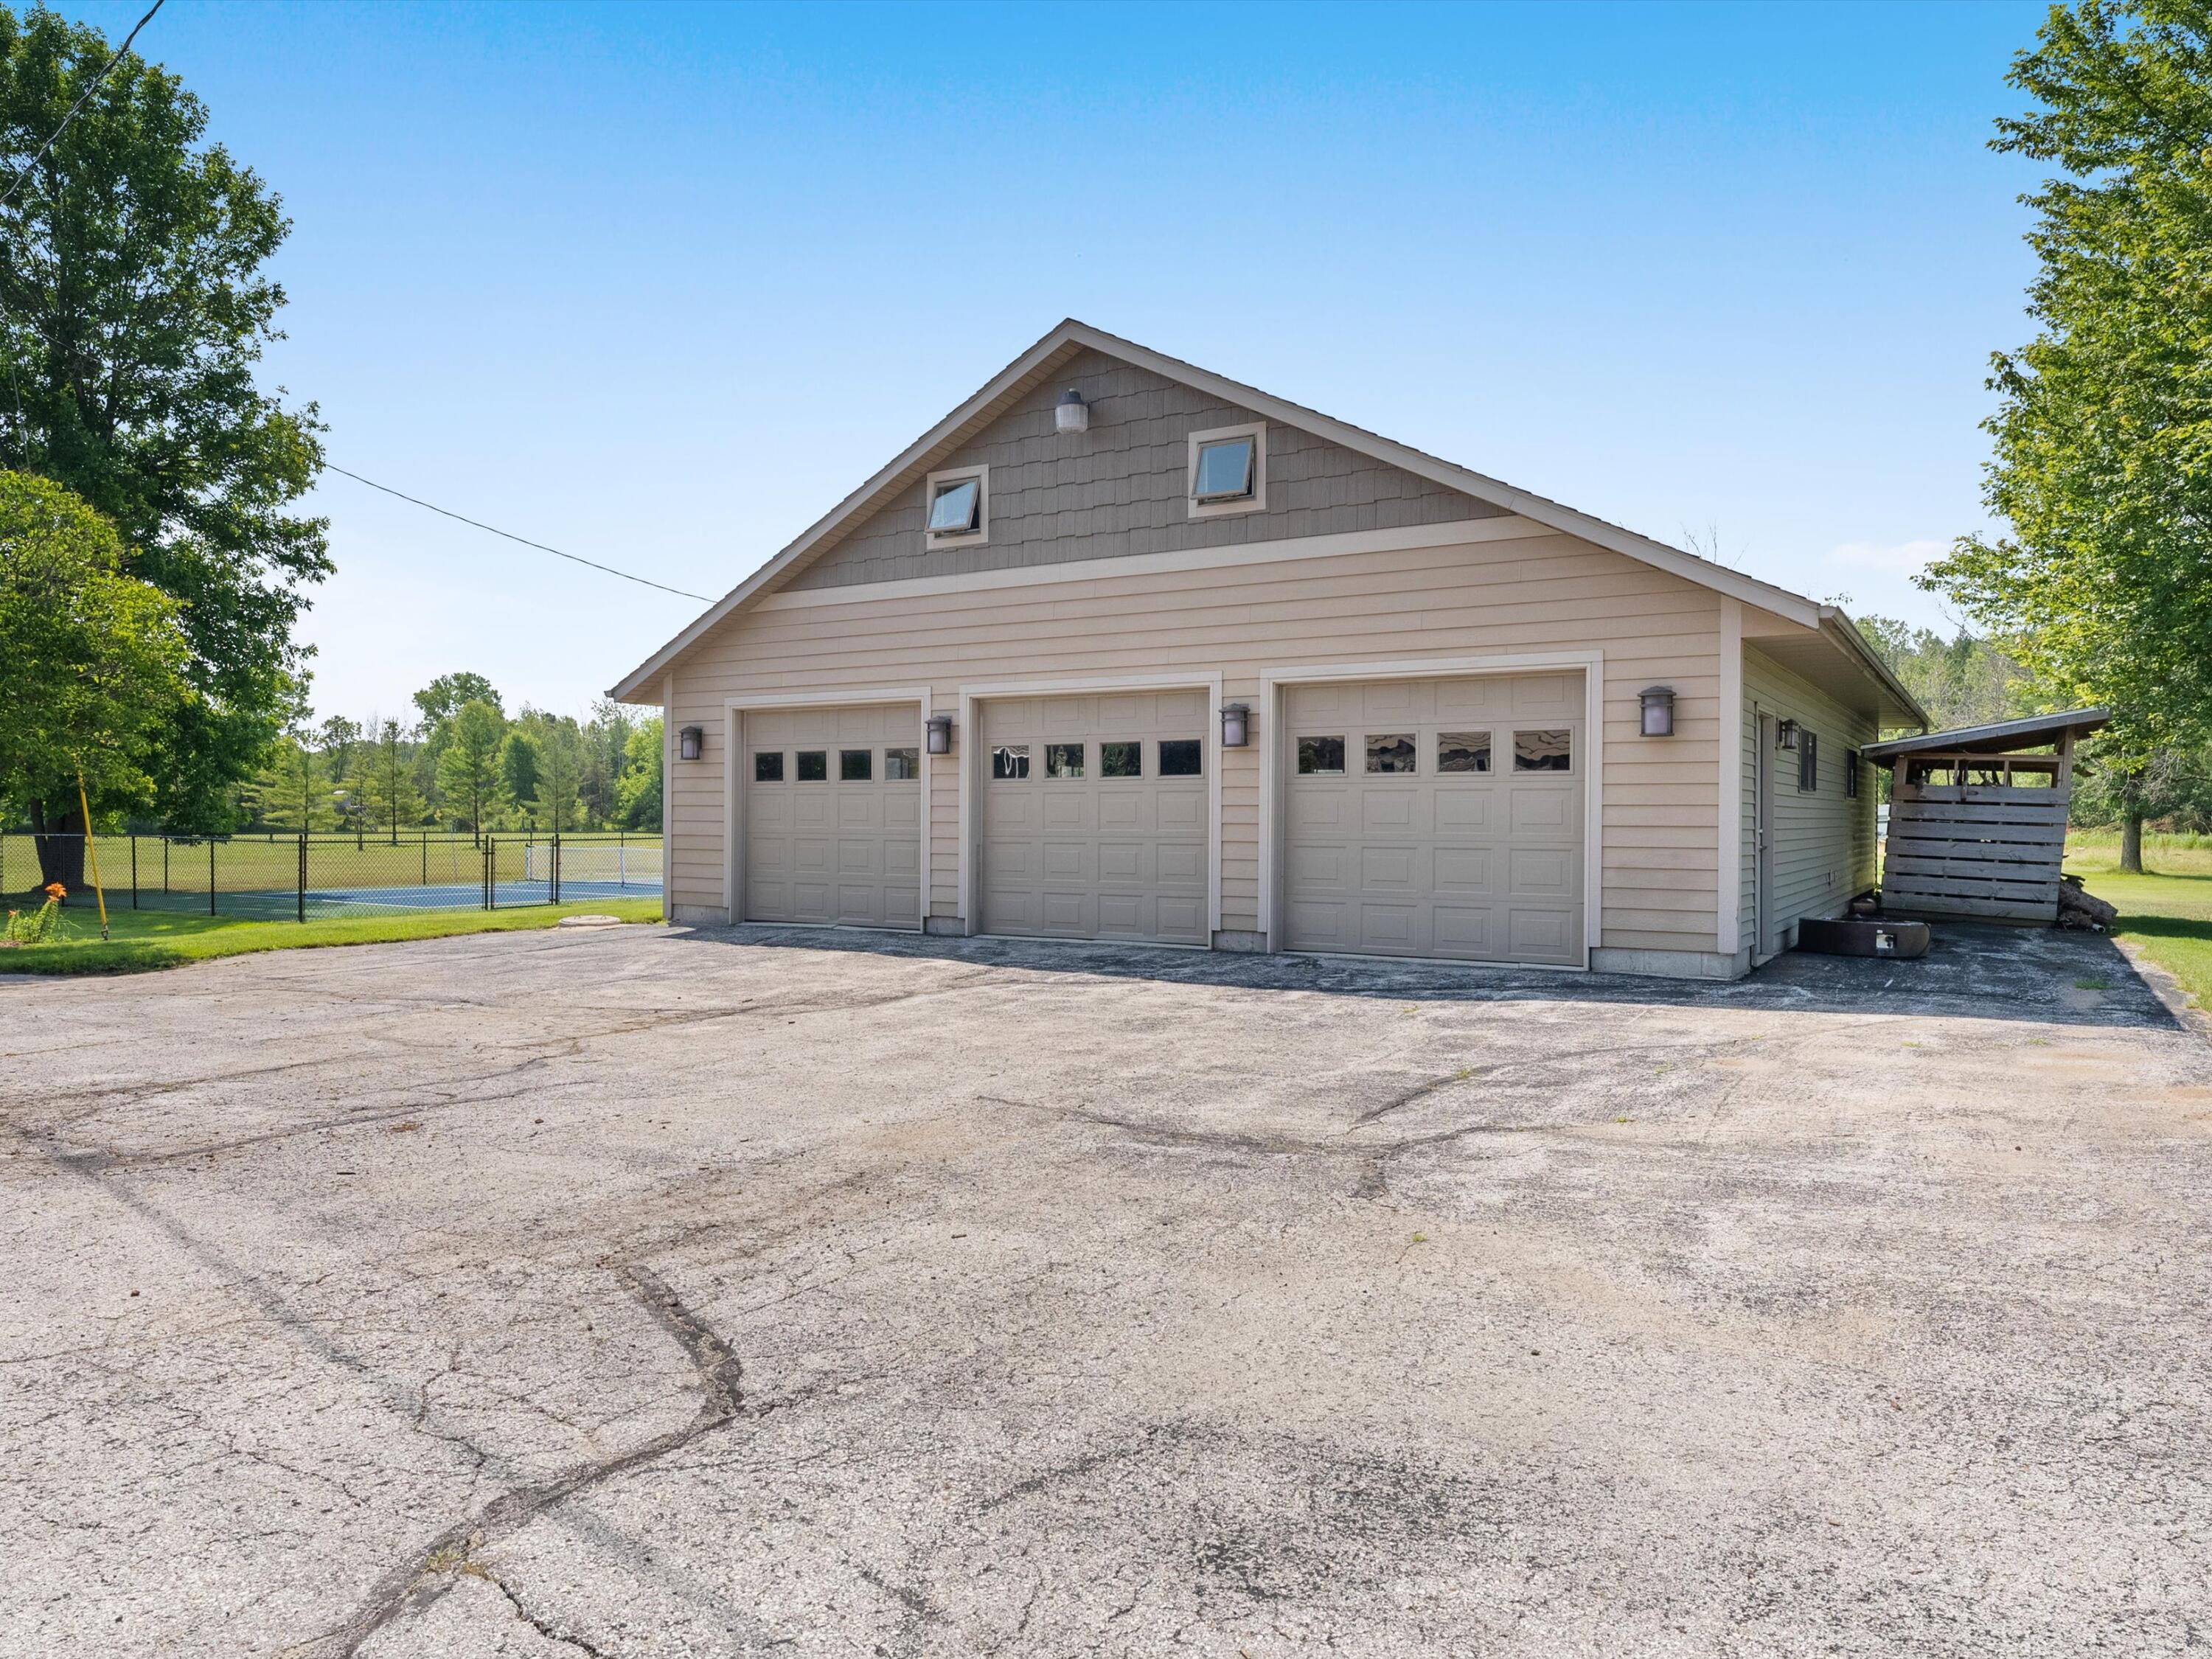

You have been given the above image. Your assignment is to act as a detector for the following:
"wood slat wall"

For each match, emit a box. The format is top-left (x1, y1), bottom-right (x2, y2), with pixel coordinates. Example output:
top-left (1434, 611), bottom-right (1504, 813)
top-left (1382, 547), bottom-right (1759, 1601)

top-left (1881, 782), bottom-right (2067, 923)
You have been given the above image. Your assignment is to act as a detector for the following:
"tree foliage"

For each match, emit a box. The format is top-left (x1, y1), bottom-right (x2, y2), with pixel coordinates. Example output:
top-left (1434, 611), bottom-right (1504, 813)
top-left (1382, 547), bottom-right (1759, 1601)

top-left (0, 4), bottom-right (328, 828)
top-left (1921, 0), bottom-right (2212, 757)
top-left (1855, 616), bottom-right (2041, 731)
top-left (433, 699), bottom-right (505, 835)
top-left (0, 470), bottom-right (187, 835)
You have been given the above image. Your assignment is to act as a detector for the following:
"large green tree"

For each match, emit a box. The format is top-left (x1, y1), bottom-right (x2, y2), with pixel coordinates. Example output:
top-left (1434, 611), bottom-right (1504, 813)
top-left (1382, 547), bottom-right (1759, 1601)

top-left (0, 470), bottom-right (188, 887)
top-left (434, 699), bottom-right (505, 838)
top-left (1921, 0), bottom-right (2212, 869)
top-left (368, 717), bottom-right (425, 841)
top-left (0, 4), bottom-right (327, 832)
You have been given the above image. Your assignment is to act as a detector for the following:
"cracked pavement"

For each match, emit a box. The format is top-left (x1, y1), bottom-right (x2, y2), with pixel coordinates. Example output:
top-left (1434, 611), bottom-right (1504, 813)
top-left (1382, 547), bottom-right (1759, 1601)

top-left (2, 919), bottom-right (2208, 1657)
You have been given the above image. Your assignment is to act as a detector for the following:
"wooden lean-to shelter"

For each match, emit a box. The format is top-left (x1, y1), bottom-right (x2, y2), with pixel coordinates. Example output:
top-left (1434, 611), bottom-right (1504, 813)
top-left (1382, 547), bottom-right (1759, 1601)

top-left (1861, 709), bottom-right (2110, 925)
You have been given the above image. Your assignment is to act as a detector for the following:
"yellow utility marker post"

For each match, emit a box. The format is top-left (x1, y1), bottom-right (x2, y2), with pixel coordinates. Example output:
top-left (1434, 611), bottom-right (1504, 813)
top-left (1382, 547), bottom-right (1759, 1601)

top-left (74, 765), bottom-right (110, 942)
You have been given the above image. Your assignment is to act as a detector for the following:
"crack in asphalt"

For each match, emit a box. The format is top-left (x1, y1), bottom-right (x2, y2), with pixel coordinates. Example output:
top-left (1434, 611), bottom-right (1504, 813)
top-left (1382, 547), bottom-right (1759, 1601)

top-left (290, 1264), bottom-right (745, 1658)
top-left (485, 1566), bottom-right (610, 1658)
top-left (978, 1095), bottom-right (1543, 1161)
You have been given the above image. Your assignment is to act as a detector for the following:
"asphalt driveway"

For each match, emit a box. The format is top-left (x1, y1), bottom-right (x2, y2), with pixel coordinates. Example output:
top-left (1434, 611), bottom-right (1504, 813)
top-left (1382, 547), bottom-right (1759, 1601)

top-left (2, 921), bottom-right (2207, 1658)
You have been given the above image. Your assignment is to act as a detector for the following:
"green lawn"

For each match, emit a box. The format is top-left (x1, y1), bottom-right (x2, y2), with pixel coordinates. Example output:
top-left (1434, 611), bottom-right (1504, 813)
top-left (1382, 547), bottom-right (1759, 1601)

top-left (2066, 835), bottom-right (2212, 1012)
top-left (0, 895), bottom-right (663, 975)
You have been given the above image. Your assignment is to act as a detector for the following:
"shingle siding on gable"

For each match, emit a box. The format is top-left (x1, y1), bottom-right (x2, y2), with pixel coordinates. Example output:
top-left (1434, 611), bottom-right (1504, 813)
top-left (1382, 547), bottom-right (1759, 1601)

top-left (785, 349), bottom-right (1502, 591)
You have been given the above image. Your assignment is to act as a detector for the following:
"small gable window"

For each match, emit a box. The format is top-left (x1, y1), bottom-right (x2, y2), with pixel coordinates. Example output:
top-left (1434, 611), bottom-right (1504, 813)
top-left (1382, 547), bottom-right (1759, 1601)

top-left (1193, 437), bottom-right (1255, 502)
top-left (927, 477), bottom-right (980, 535)
top-left (923, 465), bottom-right (989, 549)
top-left (1187, 422), bottom-right (1266, 518)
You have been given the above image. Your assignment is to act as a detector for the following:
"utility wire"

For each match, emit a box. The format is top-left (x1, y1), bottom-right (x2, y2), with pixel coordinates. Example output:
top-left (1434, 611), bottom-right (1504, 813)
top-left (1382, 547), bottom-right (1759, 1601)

top-left (0, 0), bottom-right (165, 212)
top-left (324, 465), bottom-right (710, 602)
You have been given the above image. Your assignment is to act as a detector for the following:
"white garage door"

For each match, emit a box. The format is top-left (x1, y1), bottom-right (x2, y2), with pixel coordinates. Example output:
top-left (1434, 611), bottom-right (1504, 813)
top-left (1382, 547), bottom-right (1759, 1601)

top-left (1282, 672), bottom-right (1585, 966)
top-left (979, 689), bottom-right (1209, 945)
top-left (742, 703), bottom-right (922, 928)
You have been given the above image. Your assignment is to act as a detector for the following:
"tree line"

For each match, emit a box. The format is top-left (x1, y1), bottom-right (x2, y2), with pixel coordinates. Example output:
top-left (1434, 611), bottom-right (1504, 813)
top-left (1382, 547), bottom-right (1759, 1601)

top-left (240, 673), bottom-right (661, 839)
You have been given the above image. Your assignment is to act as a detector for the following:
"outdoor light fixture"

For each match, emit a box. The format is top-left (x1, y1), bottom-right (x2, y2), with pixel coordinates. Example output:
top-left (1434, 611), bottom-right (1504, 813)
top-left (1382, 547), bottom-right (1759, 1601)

top-left (1638, 686), bottom-right (1676, 737)
top-left (1219, 701), bottom-right (1251, 748)
top-left (925, 713), bottom-right (954, 755)
top-left (1054, 388), bottom-right (1089, 434)
top-left (1775, 718), bottom-right (1801, 751)
top-left (678, 725), bottom-right (703, 762)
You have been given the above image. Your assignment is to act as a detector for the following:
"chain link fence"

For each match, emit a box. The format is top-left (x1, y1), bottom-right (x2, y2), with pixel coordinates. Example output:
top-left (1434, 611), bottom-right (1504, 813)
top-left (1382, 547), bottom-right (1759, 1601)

top-left (2, 830), bottom-right (662, 922)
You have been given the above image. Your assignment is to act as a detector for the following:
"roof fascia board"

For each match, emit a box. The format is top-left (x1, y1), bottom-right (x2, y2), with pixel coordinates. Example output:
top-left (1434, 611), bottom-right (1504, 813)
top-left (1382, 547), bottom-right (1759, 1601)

top-left (1818, 607), bottom-right (1930, 730)
top-left (1862, 707), bottom-right (2110, 759)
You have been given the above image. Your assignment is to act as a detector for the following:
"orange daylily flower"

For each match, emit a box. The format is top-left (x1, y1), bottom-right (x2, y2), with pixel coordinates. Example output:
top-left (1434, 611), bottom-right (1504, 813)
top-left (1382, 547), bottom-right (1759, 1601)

top-left (43, 883), bottom-right (66, 900)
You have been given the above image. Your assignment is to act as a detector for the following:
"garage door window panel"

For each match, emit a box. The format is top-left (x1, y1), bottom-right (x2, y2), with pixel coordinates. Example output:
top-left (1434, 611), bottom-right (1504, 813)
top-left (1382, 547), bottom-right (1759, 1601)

top-left (755, 752), bottom-right (785, 782)
top-left (1437, 732), bottom-right (1491, 773)
top-left (885, 747), bottom-right (919, 780)
top-left (992, 745), bottom-right (1031, 781)
top-left (1046, 742), bottom-right (1086, 779)
top-left (1101, 742), bottom-right (1141, 778)
top-left (841, 749), bottom-right (872, 782)
top-left (796, 750), bottom-right (828, 782)
top-left (1366, 734), bottom-right (1416, 774)
top-left (1513, 730), bottom-right (1572, 772)
top-left (1297, 736), bottom-right (1347, 775)
top-left (1158, 740), bottom-right (1202, 777)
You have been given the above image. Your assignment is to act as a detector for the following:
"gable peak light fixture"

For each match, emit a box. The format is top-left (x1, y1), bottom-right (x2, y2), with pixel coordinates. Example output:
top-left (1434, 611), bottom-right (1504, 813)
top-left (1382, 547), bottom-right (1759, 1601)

top-left (925, 713), bottom-right (954, 755)
top-left (1638, 686), bottom-right (1676, 737)
top-left (678, 724), bottom-right (703, 762)
top-left (1219, 701), bottom-right (1251, 748)
top-left (1054, 388), bottom-right (1089, 434)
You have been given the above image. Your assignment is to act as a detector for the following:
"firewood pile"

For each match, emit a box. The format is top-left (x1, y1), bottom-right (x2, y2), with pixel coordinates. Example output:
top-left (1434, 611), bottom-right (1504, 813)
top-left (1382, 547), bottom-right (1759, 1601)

top-left (2056, 874), bottom-right (2118, 932)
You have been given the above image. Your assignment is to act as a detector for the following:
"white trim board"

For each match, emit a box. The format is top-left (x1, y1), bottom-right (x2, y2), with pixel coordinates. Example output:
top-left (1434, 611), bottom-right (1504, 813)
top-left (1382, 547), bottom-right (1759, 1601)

top-left (719, 687), bottom-right (933, 931)
top-left (954, 670), bottom-right (1225, 943)
top-left (1717, 598), bottom-right (1743, 955)
top-left (1256, 650), bottom-right (1604, 968)
top-left (756, 516), bottom-right (1554, 611)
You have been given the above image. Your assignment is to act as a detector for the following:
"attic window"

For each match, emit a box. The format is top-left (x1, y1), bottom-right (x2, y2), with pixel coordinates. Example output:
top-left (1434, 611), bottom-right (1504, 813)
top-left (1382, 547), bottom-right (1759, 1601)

top-left (928, 478), bottom-right (980, 535)
top-left (922, 465), bottom-right (989, 548)
top-left (1194, 438), bottom-right (1255, 501)
top-left (1187, 422), bottom-right (1266, 518)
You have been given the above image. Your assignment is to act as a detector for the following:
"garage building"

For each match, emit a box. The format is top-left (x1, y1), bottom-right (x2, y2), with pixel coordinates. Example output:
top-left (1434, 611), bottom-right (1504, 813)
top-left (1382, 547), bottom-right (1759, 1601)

top-left (612, 321), bottom-right (1925, 978)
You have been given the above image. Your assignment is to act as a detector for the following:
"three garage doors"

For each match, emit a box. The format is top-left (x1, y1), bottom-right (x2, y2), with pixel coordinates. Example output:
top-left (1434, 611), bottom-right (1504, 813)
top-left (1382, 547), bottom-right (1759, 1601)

top-left (737, 670), bottom-right (1585, 966)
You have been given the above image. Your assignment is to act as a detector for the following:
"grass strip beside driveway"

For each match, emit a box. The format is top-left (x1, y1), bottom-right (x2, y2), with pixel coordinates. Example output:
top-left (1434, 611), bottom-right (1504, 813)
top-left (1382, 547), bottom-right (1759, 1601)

top-left (0, 897), bottom-right (663, 975)
top-left (2067, 838), bottom-right (2212, 1013)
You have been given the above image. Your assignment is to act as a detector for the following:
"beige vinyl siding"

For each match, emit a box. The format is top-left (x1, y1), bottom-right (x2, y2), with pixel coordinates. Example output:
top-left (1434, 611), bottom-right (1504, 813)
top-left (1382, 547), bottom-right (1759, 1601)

top-left (667, 528), bottom-right (1728, 957)
top-left (787, 349), bottom-right (1498, 591)
top-left (1742, 645), bottom-right (1879, 953)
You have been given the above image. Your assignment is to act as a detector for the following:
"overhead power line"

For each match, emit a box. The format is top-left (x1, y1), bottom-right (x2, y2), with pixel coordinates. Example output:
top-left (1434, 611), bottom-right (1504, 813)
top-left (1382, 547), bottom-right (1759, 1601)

top-left (325, 465), bottom-right (710, 602)
top-left (0, 0), bottom-right (165, 212)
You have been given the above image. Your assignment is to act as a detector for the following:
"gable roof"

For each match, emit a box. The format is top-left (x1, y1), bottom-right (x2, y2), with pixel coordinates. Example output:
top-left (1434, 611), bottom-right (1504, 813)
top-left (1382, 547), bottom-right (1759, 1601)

top-left (611, 318), bottom-right (1924, 725)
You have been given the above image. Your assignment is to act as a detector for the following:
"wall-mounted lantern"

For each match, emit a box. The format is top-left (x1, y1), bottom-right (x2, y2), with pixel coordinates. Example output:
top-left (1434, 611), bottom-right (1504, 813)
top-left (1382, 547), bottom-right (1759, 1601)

top-left (1638, 686), bottom-right (1676, 737)
top-left (1775, 718), bottom-right (1800, 751)
top-left (678, 725), bottom-right (703, 762)
top-left (1054, 388), bottom-right (1089, 434)
top-left (925, 713), bottom-right (954, 755)
top-left (1219, 701), bottom-right (1251, 748)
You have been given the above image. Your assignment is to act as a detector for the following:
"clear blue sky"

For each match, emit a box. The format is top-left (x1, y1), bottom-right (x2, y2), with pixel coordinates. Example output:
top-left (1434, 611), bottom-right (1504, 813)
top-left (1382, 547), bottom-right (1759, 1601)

top-left (69, 0), bottom-right (2051, 723)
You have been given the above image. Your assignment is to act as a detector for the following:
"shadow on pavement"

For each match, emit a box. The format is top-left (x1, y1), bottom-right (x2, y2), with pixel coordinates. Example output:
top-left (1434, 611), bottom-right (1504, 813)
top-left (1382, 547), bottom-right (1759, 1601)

top-left (661, 918), bottom-right (2179, 1031)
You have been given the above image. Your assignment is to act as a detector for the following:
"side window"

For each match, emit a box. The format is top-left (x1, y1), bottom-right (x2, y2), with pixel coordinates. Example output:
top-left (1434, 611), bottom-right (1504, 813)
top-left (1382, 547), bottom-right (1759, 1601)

top-left (884, 747), bottom-right (919, 781)
top-left (754, 752), bottom-right (785, 783)
top-left (796, 750), bottom-right (828, 782)
top-left (1046, 742), bottom-right (1085, 779)
top-left (1158, 739), bottom-right (1202, 777)
top-left (1437, 732), bottom-right (1491, 773)
top-left (1297, 736), bottom-right (1347, 776)
top-left (1366, 734), bottom-right (1416, 774)
top-left (840, 748), bottom-right (872, 782)
top-left (1100, 741), bottom-right (1142, 778)
top-left (1798, 731), bottom-right (1819, 792)
top-left (992, 744), bottom-right (1030, 781)
top-left (1513, 730), bottom-right (1572, 772)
